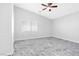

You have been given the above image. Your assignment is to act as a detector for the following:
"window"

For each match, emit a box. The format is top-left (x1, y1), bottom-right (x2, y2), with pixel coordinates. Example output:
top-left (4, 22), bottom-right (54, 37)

top-left (31, 21), bottom-right (38, 32)
top-left (21, 20), bottom-right (38, 32)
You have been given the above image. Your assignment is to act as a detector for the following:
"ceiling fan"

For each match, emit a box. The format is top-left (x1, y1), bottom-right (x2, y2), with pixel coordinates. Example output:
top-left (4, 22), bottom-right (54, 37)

top-left (41, 3), bottom-right (58, 12)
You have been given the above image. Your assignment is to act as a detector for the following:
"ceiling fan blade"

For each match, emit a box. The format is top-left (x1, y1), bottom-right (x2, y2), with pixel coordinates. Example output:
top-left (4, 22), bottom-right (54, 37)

top-left (48, 3), bottom-right (52, 6)
top-left (51, 5), bottom-right (58, 8)
top-left (42, 8), bottom-right (47, 10)
top-left (41, 4), bottom-right (47, 7)
top-left (49, 9), bottom-right (51, 11)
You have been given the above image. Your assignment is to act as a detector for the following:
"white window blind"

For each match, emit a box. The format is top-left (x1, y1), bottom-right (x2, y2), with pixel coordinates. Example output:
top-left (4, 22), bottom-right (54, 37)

top-left (22, 20), bottom-right (38, 32)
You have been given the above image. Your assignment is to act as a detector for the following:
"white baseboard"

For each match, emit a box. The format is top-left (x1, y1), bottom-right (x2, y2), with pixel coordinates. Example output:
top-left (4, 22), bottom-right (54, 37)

top-left (52, 35), bottom-right (79, 44)
top-left (15, 34), bottom-right (52, 41)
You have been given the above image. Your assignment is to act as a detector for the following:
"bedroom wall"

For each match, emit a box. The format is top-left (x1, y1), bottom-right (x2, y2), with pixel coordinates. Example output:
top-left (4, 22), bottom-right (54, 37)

top-left (14, 6), bottom-right (52, 40)
top-left (52, 12), bottom-right (79, 43)
top-left (0, 3), bottom-right (13, 55)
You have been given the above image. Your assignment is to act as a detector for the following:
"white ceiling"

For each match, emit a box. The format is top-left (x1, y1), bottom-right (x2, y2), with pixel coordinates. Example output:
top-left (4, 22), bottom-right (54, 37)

top-left (14, 3), bottom-right (79, 19)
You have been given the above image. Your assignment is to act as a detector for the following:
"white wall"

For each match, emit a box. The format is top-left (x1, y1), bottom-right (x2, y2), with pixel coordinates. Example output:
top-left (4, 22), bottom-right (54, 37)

top-left (52, 12), bottom-right (79, 43)
top-left (0, 4), bottom-right (13, 55)
top-left (14, 6), bottom-right (52, 40)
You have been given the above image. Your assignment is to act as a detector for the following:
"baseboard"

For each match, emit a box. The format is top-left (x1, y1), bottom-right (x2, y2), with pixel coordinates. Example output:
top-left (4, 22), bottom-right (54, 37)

top-left (0, 46), bottom-right (14, 56)
top-left (52, 35), bottom-right (79, 44)
top-left (15, 34), bottom-right (52, 41)
top-left (15, 36), bottom-right (52, 42)
top-left (0, 51), bottom-right (13, 56)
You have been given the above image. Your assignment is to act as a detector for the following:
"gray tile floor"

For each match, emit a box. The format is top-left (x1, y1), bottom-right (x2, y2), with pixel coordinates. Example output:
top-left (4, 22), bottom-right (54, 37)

top-left (13, 37), bottom-right (79, 56)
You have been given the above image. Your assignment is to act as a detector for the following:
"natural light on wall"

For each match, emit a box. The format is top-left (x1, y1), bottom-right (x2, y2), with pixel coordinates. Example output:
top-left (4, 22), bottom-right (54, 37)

top-left (21, 20), bottom-right (38, 32)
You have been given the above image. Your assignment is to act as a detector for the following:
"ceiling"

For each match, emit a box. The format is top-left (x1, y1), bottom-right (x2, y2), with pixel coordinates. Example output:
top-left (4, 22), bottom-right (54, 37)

top-left (14, 3), bottom-right (79, 20)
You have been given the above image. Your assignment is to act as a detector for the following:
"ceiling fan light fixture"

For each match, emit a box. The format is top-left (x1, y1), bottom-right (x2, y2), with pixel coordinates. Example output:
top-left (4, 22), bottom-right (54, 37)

top-left (41, 3), bottom-right (58, 12)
